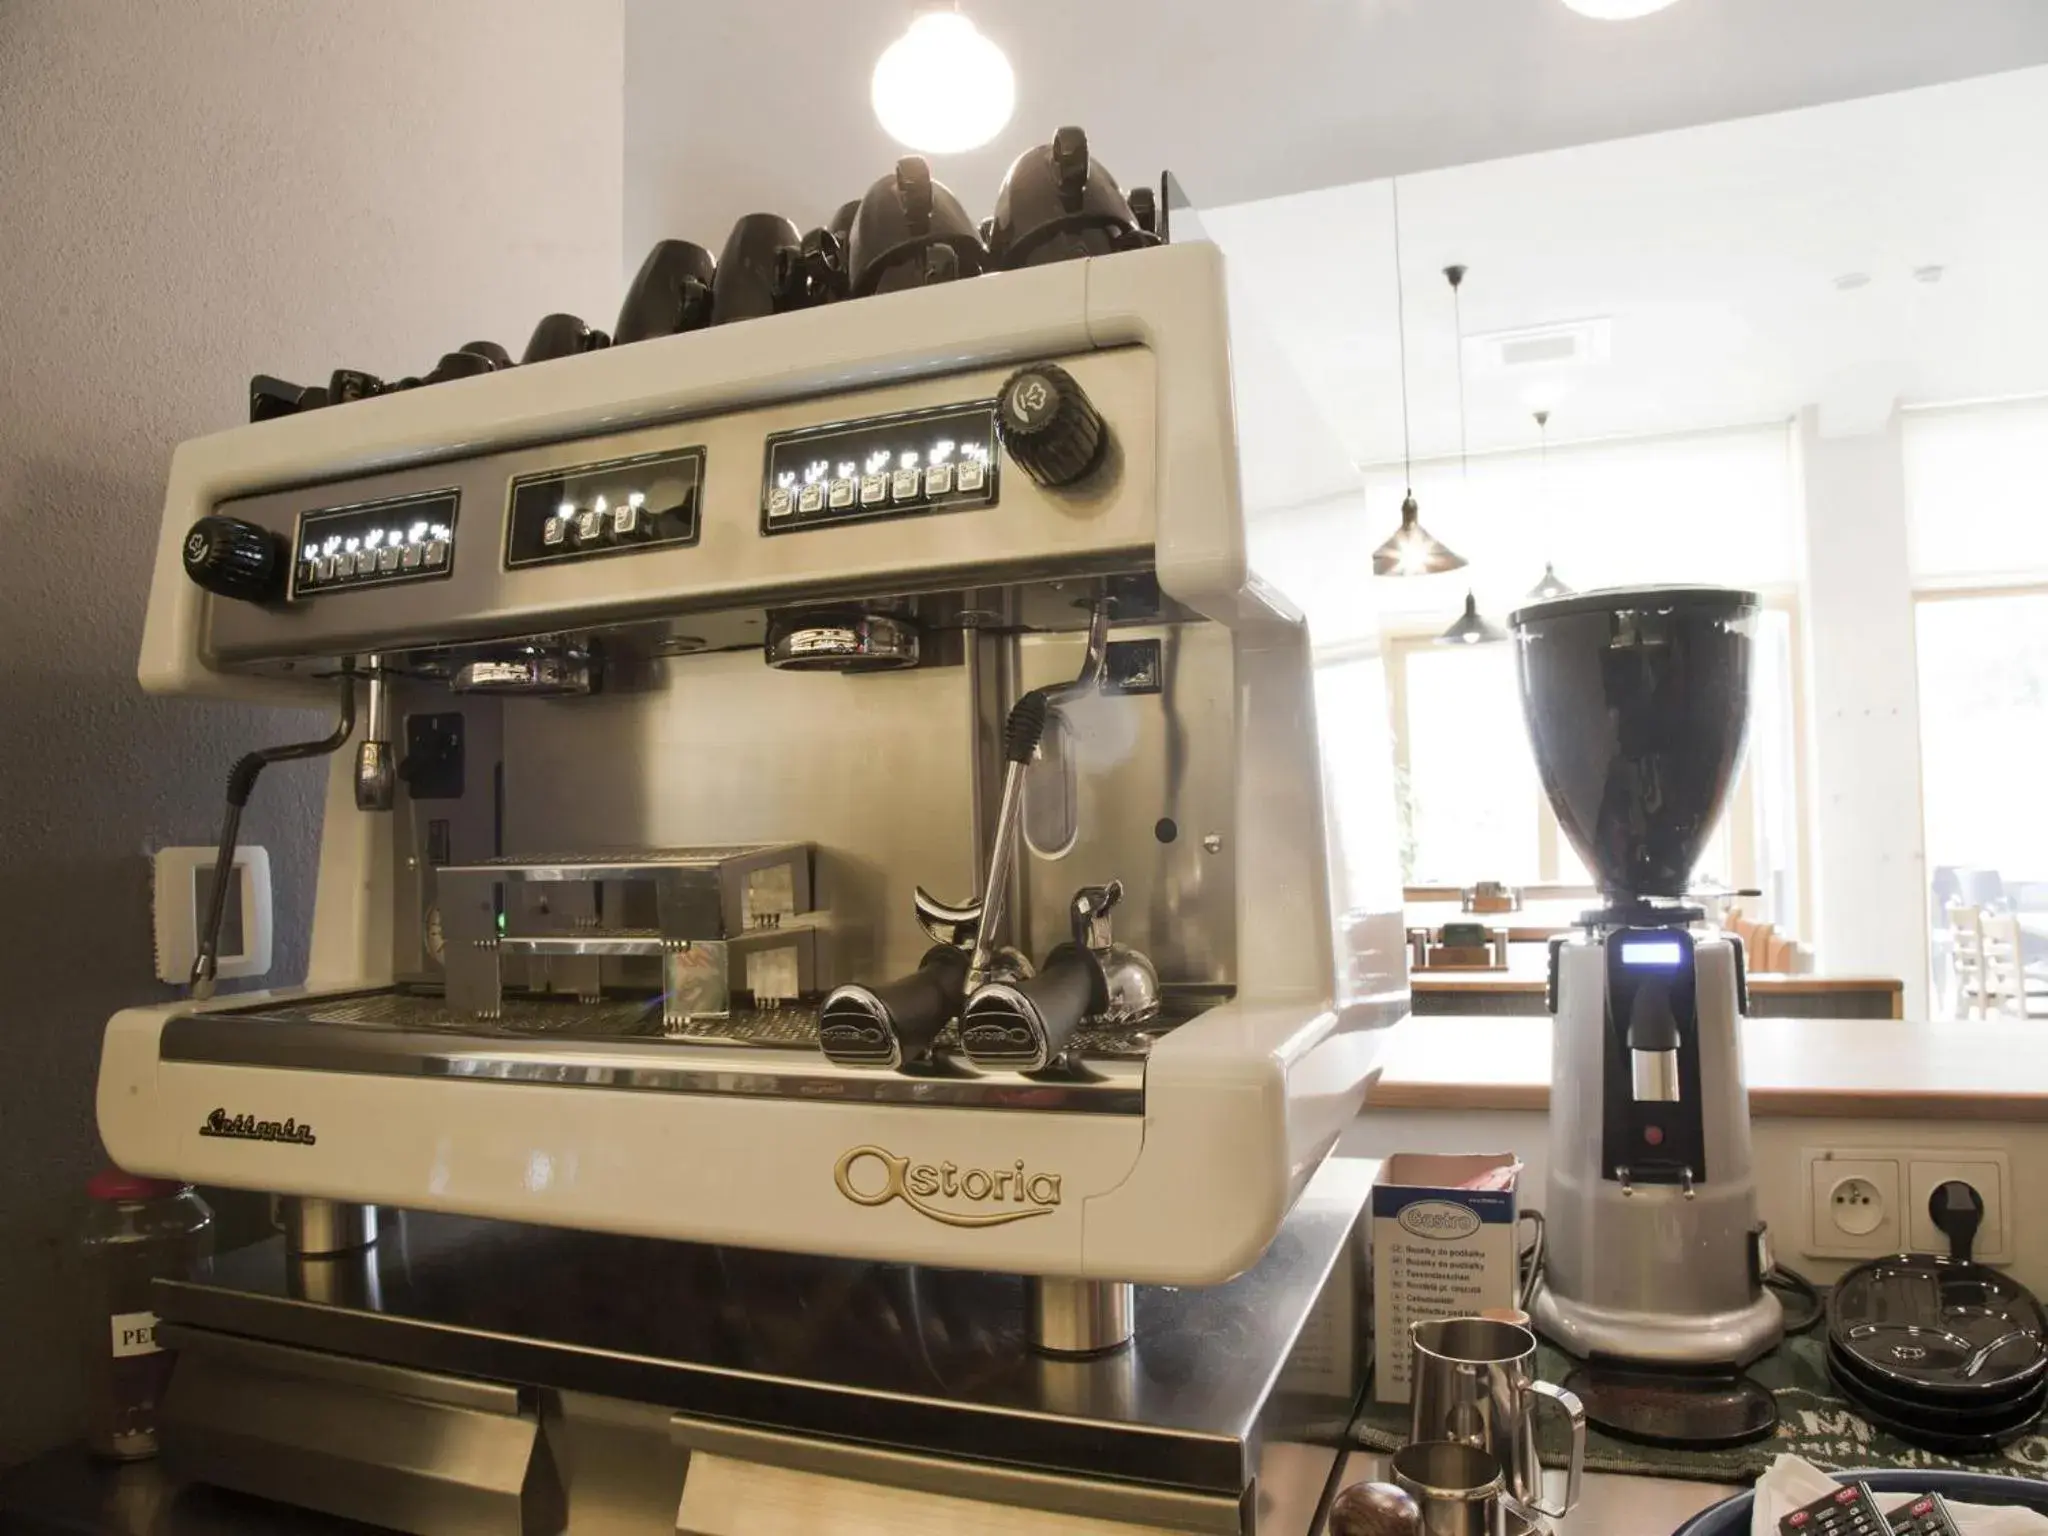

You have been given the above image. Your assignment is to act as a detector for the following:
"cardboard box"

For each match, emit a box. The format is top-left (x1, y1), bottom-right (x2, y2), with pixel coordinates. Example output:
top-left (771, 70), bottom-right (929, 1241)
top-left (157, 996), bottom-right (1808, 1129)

top-left (1371, 1153), bottom-right (1521, 1404)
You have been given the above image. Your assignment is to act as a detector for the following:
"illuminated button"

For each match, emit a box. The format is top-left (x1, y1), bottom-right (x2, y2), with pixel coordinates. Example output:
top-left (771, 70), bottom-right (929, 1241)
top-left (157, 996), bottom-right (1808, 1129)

top-left (767, 487), bottom-right (795, 521)
top-left (338, 550), bottom-right (360, 577)
top-left (797, 483), bottom-right (825, 515)
top-left (955, 459), bottom-right (987, 493)
top-left (828, 477), bottom-right (857, 510)
top-left (425, 539), bottom-right (449, 568)
top-left (575, 509), bottom-right (605, 544)
top-left (924, 463), bottom-right (953, 496)
top-left (542, 518), bottom-right (567, 547)
top-left (891, 467), bottom-right (921, 501)
top-left (315, 555), bottom-right (337, 582)
top-left (400, 543), bottom-right (424, 569)
top-left (612, 503), bottom-right (639, 537)
top-left (300, 561), bottom-right (320, 588)
top-left (859, 473), bottom-right (887, 506)
top-left (377, 546), bottom-right (401, 573)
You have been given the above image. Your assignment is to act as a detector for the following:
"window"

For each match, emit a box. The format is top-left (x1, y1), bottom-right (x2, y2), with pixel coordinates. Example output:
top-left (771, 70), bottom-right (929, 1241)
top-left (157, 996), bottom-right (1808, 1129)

top-left (1914, 591), bottom-right (2048, 1015)
top-left (1904, 398), bottom-right (2048, 1017)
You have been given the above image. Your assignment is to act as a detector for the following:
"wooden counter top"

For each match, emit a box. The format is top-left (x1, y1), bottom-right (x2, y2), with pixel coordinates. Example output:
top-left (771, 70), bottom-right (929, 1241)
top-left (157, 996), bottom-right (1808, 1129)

top-left (1367, 1013), bottom-right (2048, 1121)
top-left (1411, 962), bottom-right (1899, 998)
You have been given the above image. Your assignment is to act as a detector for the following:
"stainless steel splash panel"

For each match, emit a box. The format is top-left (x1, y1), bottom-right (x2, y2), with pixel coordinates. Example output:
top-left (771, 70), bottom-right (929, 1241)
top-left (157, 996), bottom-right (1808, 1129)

top-left (501, 651), bottom-right (979, 986)
top-left (1016, 624), bottom-right (1236, 985)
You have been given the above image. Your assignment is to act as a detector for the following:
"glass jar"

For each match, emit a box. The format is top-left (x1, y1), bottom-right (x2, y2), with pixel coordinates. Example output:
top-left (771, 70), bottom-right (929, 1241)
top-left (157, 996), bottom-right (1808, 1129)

top-left (79, 1171), bottom-right (213, 1459)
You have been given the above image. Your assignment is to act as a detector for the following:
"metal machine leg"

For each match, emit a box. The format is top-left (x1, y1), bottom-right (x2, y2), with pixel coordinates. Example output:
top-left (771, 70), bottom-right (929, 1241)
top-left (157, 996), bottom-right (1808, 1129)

top-left (279, 1197), bottom-right (378, 1257)
top-left (1026, 1277), bottom-right (1134, 1356)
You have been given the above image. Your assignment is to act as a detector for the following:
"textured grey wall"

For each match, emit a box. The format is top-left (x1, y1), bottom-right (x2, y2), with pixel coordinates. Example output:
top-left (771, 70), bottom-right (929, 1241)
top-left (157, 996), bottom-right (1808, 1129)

top-left (0, 0), bottom-right (621, 1461)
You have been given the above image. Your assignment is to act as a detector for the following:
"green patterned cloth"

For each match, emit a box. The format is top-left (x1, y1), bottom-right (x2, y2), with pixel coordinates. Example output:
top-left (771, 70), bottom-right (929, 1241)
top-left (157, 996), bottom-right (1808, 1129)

top-left (1354, 1330), bottom-right (2048, 1483)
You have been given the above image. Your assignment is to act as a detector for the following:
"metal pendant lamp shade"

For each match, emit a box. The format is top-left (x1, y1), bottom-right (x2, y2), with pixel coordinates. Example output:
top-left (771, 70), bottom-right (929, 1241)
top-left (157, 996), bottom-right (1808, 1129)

top-left (1436, 590), bottom-right (1506, 645)
top-left (1372, 495), bottom-right (1467, 576)
top-left (1525, 411), bottom-right (1572, 601)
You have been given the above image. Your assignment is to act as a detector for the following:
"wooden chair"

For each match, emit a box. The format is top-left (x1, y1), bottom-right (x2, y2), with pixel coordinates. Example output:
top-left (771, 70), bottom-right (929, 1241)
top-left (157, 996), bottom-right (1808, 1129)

top-left (1981, 913), bottom-right (2046, 1018)
top-left (1760, 931), bottom-right (1794, 974)
top-left (1948, 902), bottom-right (1988, 1018)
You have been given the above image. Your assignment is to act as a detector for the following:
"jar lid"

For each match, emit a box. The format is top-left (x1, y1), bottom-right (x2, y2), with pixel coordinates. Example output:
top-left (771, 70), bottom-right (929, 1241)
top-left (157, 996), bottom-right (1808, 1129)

top-left (86, 1168), bottom-right (189, 1202)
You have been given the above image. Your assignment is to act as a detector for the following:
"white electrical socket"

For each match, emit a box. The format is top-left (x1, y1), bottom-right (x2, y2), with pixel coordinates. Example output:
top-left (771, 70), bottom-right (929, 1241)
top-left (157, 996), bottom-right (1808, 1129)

top-left (1906, 1151), bottom-right (2011, 1264)
top-left (1803, 1150), bottom-right (1903, 1259)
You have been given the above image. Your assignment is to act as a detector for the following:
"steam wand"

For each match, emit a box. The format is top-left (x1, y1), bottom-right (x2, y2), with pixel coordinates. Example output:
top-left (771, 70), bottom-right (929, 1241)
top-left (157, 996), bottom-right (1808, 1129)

top-left (189, 672), bottom-right (358, 1000)
top-left (915, 599), bottom-right (1110, 989)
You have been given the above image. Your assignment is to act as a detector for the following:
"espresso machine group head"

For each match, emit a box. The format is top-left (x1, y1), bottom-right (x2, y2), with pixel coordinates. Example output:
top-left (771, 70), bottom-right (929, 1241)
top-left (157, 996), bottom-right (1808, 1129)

top-left (1511, 586), bottom-right (1784, 1377)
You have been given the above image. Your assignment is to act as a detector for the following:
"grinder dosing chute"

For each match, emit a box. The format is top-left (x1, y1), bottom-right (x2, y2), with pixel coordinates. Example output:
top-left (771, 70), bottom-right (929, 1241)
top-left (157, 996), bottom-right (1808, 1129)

top-left (1509, 585), bottom-right (1758, 907)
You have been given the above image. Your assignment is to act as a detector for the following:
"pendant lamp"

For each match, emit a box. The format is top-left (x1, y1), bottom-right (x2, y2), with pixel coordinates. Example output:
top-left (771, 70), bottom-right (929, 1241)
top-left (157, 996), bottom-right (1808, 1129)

top-left (1525, 410), bottom-right (1575, 601)
top-left (1371, 180), bottom-right (1465, 577)
top-left (1437, 590), bottom-right (1509, 646)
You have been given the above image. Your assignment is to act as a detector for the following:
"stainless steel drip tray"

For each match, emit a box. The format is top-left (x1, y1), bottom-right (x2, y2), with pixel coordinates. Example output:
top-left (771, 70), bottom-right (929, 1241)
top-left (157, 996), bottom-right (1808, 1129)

top-left (157, 987), bottom-right (1227, 1114)
top-left (152, 1158), bottom-right (1372, 1503)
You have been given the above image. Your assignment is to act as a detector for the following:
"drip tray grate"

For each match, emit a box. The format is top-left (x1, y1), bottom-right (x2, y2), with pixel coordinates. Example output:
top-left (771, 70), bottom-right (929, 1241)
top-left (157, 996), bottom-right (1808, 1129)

top-left (229, 988), bottom-right (1190, 1059)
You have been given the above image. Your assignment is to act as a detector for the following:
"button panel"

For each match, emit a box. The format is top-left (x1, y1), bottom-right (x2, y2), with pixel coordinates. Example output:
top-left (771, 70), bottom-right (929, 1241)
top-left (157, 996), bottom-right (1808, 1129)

top-left (761, 400), bottom-right (1000, 535)
top-left (292, 490), bottom-right (460, 598)
top-left (505, 446), bottom-right (705, 569)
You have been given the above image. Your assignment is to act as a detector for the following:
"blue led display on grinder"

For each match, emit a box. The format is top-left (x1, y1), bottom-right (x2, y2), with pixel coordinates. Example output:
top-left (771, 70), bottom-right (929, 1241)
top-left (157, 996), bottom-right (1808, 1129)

top-left (1619, 939), bottom-right (1684, 967)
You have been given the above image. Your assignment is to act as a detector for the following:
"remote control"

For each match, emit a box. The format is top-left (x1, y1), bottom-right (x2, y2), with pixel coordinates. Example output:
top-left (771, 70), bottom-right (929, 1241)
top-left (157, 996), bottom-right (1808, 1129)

top-left (1885, 1493), bottom-right (1963, 1536)
top-left (1778, 1483), bottom-right (1890, 1535)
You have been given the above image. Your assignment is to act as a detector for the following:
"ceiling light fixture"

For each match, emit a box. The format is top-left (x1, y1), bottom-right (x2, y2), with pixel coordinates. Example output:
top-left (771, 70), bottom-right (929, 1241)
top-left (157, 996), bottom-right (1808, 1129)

top-left (1527, 410), bottom-right (1575, 601)
top-left (1559, 0), bottom-right (1682, 17)
top-left (871, 11), bottom-right (1015, 154)
top-left (1372, 181), bottom-right (1466, 578)
top-left (1437, 591), bottom-right (1509, 646)
top-left (1431, 262), bottom-right (1506, 644)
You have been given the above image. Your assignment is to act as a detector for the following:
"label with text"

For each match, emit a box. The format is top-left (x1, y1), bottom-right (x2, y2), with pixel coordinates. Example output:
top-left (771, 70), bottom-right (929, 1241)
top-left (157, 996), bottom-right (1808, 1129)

top-left (111, 1310), bottom-right (161, 1359)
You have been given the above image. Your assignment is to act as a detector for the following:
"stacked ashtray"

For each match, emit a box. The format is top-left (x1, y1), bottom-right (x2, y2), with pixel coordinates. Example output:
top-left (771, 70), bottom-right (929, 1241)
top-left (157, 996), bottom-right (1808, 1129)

top-left (1826, 1252), bottom-right (2048, 1454)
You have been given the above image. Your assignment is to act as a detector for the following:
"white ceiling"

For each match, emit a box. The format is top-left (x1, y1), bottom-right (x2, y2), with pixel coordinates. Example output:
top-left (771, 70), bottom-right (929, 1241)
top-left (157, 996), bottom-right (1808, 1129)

top-left (625, 0), bottom-right (2048, 260)
top-left (1202, 64), bottom-right (2048, 464)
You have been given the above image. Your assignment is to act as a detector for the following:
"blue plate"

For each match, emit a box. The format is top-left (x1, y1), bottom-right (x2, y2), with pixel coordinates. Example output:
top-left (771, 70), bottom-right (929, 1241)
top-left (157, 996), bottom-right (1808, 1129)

top-left (1672, 1469), bottom-right (2048, 1535)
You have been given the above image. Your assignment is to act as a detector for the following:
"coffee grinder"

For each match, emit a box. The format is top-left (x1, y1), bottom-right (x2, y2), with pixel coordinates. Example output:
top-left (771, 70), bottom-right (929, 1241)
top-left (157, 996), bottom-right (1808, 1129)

top-left (1511, 586), bottom-right (1783, 1439)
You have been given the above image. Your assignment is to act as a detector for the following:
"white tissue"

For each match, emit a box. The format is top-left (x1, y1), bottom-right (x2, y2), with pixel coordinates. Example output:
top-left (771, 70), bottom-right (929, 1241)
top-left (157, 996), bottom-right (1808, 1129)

top-left (1749, 1454), bottom-right (2048, 1536)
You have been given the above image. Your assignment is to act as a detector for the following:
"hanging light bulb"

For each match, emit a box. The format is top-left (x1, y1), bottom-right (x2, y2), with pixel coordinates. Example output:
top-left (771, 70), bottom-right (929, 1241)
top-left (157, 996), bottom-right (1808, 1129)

top-left (1525, 409), bottom-right (1575, 601)
top-left (871, 12), bottom-right (1015, 154)
top-left (1436, 591), bottom-right (1508, 646)
top-left (1371, 180), bottom-right (1466, 578)
top-left (1559, 0), bottom-right (1682, 17)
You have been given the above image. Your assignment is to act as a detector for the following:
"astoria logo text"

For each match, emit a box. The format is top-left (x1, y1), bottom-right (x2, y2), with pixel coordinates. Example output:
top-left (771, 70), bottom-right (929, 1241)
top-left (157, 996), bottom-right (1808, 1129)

top-left (833, 1144), bottom-right (1060, 1228)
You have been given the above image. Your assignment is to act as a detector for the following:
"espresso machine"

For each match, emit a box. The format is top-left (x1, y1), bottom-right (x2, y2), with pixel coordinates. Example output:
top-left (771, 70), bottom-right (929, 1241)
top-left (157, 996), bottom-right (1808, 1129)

top-left (1512, 587), bottom-right (1784, 1421)
top-left (95, 185), bottom-right (1407, 1530)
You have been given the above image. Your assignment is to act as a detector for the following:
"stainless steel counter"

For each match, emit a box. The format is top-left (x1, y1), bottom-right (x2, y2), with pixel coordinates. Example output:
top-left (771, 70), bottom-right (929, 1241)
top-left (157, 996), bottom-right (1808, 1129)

top-left (135, 1159), bottom-right (1374, 1533)
top-left (0, 1443), bottom-right (1747, 1535)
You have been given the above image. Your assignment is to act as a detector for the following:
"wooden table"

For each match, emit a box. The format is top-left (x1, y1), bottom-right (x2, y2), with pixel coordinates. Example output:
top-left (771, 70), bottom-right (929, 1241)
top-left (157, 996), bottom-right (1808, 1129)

top-left (1404, 898), bottom-right (1588, 944)
top-left (1408, 948), bottom-right (1902, 1020)
top-left (1367, 1013), bottom-right (2048, 1121)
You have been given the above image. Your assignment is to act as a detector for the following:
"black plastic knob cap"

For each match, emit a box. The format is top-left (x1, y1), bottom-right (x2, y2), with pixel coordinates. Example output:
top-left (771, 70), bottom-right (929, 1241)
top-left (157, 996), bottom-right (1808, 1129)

top-left (182, 515), bottom-right (286, 603)
top-left (997, 363), bottom-right (1107, 488)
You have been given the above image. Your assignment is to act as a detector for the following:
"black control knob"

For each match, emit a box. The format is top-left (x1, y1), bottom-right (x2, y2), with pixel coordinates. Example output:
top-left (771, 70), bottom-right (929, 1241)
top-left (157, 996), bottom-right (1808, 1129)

top-left (182, 515), bottom-right (286, 603)
top-left (997, 363), bottom-right (1107, 488)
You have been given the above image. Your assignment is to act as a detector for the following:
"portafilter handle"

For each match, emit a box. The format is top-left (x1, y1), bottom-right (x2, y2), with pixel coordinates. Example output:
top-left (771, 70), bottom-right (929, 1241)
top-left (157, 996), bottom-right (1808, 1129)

top-left (959, 943), bottom-right (1106, 1073)
top-left (819, 946), bottom-right (968, 1070)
